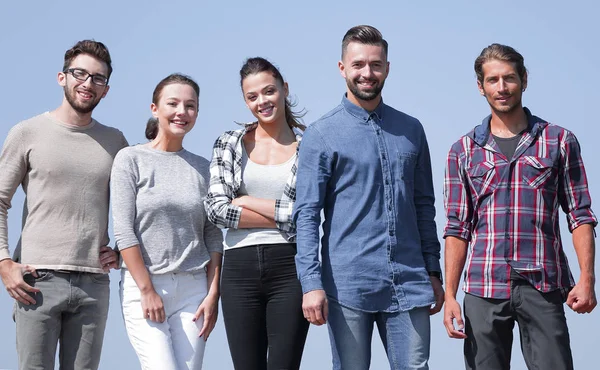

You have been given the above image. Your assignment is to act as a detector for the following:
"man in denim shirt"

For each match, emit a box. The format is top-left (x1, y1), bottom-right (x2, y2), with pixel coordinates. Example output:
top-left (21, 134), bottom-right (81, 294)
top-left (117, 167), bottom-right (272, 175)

top-left (294, 25), bottom-right (444, 370)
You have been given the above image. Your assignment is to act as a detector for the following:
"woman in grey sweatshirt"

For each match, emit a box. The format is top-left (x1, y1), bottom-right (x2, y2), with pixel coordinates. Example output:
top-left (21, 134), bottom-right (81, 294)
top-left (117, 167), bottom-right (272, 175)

top-left (111, 74), bottom-right (223, 370)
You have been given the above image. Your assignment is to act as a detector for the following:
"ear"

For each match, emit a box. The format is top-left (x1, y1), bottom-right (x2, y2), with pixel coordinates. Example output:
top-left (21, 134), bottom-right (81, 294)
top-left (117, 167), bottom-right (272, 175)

top-left (100, 85), bottom-right (110, 99)
top-left (283, 82), bottom-right (289, 98)
top-left (386, 61), bottom-right (390, 78)
top-left (151, 103), bottom-right (158, 118)
top-left (338, 60), bottom-right (346, 79)
top-left (477, 79), bottom-right (485, 96)
top-left (521, 71), bottom-right (528, 92)
top-left (57, 72), bottom-right (67, 87)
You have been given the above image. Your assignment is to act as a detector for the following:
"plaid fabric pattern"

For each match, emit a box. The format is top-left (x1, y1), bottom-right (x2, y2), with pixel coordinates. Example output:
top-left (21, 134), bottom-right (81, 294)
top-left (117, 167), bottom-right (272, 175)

top-left (443, 109), bottom-right (597, 299)
top-left (204, 123), bottom-right (301, 241)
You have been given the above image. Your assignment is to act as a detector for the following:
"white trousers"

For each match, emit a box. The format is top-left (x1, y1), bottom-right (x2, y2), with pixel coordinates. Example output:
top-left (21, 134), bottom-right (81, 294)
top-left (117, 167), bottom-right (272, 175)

top-left (120, 269), bottom-right (208, 370)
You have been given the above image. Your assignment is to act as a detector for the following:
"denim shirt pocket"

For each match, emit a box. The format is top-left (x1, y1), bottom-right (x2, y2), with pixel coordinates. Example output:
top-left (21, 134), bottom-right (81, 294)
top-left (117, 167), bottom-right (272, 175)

top-left (397, 152), bottom-right (417, 183)
top-left (520, 156), bottom-right (556, 191)
top-left (467, 160), bottom-right (498, 199)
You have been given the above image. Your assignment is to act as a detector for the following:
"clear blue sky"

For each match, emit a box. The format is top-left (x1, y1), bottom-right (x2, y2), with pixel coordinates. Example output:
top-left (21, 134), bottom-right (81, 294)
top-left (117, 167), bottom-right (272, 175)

top-left (0, 1), bottom-right (598, 369)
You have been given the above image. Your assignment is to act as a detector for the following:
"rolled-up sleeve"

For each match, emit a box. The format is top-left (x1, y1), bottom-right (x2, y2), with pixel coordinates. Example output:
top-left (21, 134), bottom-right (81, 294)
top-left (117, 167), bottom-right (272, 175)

top-left (204, 134), bottom-right (243, 229)
top-left (293, 126), bottom-right (332, 293)
top-left (559, 131), bottom-right (598, 231)
top-left (443, 140), bottom-right (474, 241)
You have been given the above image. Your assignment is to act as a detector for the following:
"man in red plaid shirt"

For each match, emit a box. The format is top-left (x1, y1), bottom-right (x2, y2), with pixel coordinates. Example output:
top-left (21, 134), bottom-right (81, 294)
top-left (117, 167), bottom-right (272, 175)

top-left (442, 43), bottom-right (597, 370)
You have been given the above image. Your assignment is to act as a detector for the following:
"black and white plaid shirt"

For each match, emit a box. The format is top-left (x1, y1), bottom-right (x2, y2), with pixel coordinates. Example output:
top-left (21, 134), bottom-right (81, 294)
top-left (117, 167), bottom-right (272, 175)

top-left (204, 123), bottom-right (301, 241)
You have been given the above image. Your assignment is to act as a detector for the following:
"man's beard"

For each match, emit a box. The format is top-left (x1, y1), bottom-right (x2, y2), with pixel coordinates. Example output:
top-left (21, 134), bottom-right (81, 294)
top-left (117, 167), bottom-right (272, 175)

top-left (64, 86), bottom-right (101, 114)
top-left (347, 78), bottom-right (385, 101)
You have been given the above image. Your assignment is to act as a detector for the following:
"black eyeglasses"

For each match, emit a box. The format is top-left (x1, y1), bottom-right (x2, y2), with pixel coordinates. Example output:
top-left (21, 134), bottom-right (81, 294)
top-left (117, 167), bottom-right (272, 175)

top-left (64, 68), bottom-right (109, 86)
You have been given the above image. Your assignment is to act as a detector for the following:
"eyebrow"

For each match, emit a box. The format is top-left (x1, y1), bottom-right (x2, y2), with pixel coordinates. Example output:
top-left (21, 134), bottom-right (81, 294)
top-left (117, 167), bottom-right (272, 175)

top-left (164, 97), bottom-right (198, 103)
top-left (245, 84), bottom-right (277, 95)
top-left (486, 72), bottom-right (518, 80)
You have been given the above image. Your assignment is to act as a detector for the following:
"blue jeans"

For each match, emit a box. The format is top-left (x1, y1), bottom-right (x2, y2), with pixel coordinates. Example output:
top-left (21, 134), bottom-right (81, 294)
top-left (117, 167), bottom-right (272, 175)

top-left (15, 270), bottom-right (110, 370)
top-left (327, 299), bottom-right (430, 370)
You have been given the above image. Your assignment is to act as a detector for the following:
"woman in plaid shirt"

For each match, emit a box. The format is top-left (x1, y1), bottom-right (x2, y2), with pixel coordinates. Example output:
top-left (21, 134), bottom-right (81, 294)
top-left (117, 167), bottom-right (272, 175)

top-left (204, 57), bottom-right (309, 370)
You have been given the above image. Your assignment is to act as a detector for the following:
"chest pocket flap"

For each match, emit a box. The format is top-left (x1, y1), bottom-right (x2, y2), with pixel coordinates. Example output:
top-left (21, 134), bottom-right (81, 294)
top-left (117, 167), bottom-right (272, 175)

top-left (466, 160), bottom-right (497, 197)
top-left (521, 156), bottom-right (556, 189)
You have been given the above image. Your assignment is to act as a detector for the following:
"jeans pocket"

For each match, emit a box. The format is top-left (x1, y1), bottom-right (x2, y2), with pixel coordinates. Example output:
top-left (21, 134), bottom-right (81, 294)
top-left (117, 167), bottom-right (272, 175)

top-left (90, 273), bottom-right (110, 285)
top-left (192, 271), bottom-right (207, 281)
top-left (33, 270), bottom-right (54, 283)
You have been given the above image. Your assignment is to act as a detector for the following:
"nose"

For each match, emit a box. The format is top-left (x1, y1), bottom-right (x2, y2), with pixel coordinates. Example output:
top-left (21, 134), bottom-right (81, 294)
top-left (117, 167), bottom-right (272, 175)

top-left (81, 76), bottom-right (94, 88)
top-left (362, 65), bottom-right (374, 78)
top-left (176, 103), bottom-right (186, 115)
top-left (498, 78), bottom-right (508, 92)
top-left (257, 94), bottom-right (267, 105)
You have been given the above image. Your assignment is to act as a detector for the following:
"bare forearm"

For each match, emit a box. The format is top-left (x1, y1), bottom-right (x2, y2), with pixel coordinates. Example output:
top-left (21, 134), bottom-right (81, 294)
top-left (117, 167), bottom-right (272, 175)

top-left (572, 224), bottom-right (596, 283)
top-left (206, 252), bottom-right (222, 298)
top-left (444, 236), bottom-right (468, 298)
top-left (238, 196), bottom-right (276, 220)
top-left (120, 246), bottom-right (154, 293)
top-left (238, 208), bottom-right (277, 228)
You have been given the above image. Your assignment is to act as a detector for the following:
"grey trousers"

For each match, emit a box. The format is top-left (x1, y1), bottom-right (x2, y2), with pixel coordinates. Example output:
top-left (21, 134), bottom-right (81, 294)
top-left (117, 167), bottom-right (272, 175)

top-left (463, 279), bottom-right (573, 370)
top-left (15, 270), bottom-right (110, 370)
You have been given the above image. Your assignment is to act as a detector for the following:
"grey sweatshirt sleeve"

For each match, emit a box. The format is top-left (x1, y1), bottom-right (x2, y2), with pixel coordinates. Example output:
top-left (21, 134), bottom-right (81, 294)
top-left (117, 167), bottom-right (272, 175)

top-left (203, 216), bottom-right (224, 254)
top-left (0, 125), bottom-right (28, 261)
top-left (110, 149), bottom-right (141, 251)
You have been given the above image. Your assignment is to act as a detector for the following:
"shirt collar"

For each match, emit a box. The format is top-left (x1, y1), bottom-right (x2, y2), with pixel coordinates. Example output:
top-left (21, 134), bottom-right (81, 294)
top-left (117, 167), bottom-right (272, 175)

top-left (341, 94), bottom-right (385, 123)
top-left (471, 107), bottom-right (549, 146)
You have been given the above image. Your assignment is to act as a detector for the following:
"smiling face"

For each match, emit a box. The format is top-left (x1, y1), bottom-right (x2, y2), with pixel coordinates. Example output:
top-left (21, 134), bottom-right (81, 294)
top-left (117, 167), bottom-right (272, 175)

top-left (58, 54), bottom-right (110, 114)
top-left (151, 83), bottom-right (199, 139)
top-left (242, 71), bottom-right (288, 126)
top-left (339, 41), bottom-right (389, 108)
top-left (478, 59), bottom-right (527, 115)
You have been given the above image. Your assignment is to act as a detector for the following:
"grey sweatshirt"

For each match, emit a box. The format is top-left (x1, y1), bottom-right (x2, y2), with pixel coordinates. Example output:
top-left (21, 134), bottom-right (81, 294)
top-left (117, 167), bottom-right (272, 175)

top-left (110, 145), bottom-right (223, 274)
top-left (0, 112), bottom-right (128, 272)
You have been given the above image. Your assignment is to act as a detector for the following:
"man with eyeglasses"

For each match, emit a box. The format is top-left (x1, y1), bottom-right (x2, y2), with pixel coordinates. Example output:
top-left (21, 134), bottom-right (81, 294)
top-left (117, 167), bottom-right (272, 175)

top-left (0, 40), bottom-right (128, 369)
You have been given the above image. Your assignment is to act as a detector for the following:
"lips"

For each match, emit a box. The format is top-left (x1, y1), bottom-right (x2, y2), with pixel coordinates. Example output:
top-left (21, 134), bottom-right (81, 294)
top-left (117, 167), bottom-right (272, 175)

top-left (77, 90), bottom-right (94, 100)
top-left (259, 106), bottom-right (274, 116)
top-left (357, 79), bottom-right (377, 89)
top-left (170, 120), bottom-right (188, 126)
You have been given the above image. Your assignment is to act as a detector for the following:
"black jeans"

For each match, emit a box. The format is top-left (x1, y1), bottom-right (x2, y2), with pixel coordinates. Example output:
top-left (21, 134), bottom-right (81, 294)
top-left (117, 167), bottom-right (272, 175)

top-left (463, 279), bottom-right (573, 370)
top-left (221, 243), bottom-right (309, 370)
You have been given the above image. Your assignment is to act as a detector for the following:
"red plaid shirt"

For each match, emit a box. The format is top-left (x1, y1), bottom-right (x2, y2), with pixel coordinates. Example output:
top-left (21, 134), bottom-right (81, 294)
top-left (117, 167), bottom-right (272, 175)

top-left (443, 108), bottom-right (597, 299)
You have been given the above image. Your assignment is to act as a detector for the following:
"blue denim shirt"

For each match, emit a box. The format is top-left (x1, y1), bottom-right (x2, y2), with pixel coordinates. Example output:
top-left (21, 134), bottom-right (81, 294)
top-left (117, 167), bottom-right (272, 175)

top-left (293, 96), bottom-right (440, 312)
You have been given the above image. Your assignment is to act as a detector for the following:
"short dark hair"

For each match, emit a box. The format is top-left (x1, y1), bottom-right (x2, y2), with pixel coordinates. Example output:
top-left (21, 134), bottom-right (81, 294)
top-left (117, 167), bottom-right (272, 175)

top-left (63, 40), bottom-right (113, 78)
top-left (239, 57), bottom-right (305, 131)
top-left (341, 25), bottom-right (388, 59)
top-left (145, 73), bottom-right (200, 140)
top-left (474, 43), bottom-right (527, 84)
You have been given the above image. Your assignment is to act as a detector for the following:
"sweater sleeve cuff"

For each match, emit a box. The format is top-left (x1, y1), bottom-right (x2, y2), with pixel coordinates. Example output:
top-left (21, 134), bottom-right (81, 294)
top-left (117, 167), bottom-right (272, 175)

top-left (0, 249), bottom-right (11, 261)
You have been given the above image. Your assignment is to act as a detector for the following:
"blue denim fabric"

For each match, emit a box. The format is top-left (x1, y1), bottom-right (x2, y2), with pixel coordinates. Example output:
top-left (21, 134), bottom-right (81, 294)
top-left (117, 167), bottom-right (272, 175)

top-left (327, 299), bottom-right (431, 370)
top-left (294, 95), bottom-right (440, 312)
